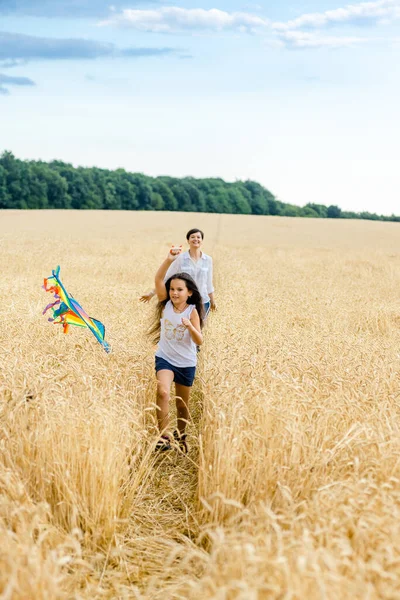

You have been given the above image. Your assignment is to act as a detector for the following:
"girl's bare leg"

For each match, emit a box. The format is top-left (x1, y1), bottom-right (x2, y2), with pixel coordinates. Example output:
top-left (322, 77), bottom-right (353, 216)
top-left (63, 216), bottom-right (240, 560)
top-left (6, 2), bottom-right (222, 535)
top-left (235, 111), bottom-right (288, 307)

top-left (175, 383), bottom-right (191, 436)
top-left (156, 370), bottom-right (174, 434)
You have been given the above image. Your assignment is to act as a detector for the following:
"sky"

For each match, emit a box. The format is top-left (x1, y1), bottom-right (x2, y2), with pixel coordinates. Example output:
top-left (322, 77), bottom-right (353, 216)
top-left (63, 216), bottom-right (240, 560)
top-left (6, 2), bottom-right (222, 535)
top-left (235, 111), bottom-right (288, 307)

top-left (1, 0), bottom-right (400, 215)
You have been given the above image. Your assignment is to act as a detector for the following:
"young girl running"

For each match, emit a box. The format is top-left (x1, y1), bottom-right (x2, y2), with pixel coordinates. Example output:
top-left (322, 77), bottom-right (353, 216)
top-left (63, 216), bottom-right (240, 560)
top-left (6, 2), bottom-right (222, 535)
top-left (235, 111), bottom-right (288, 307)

top-left (150, 249), bottom-right (204, 452)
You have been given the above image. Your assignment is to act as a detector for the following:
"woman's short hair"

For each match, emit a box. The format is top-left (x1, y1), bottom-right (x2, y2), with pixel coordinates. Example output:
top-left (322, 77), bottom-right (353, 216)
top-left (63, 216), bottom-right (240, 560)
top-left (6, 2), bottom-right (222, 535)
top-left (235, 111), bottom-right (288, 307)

top-left (186, 228), bottom-right (204, 240)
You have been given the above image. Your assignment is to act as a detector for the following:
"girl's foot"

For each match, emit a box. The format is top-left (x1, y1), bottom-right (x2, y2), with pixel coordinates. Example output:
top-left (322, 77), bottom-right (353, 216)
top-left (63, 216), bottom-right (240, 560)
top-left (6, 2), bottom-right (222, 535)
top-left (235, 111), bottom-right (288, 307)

top-left (173, 430), bottom-right (188, 454)
top-left (155, 435), bottom-right (171, 452)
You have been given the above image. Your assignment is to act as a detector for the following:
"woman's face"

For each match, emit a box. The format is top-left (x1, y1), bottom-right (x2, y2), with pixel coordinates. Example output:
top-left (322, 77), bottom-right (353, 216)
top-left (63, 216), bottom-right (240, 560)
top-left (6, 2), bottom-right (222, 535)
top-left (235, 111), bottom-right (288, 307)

top-left (188, 231), bottom-right (203, 250)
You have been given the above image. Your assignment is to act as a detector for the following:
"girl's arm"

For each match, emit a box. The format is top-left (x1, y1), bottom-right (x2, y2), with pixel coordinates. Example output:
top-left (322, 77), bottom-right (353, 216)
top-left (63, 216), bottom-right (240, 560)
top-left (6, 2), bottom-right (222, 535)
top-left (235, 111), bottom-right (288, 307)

top-left (155, 253), bottom-right (179, 301)
top-left (165, 254), bottom-right (182, 280)
top-left (141, 252), bottom-right (183, 302)
top-left (181, 309), bottom-right (203, 346)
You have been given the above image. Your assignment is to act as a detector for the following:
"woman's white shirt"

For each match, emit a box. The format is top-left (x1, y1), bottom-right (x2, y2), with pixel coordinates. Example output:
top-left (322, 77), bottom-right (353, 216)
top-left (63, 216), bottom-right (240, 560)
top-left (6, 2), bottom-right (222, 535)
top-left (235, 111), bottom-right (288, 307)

top-left (164, 251), bottom-right (214, 303)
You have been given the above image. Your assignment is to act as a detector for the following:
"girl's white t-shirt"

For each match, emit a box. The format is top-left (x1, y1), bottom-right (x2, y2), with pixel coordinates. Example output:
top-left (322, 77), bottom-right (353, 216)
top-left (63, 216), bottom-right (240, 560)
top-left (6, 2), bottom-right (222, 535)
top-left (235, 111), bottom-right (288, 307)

top-left (156, 300), bottom-right (197, 368)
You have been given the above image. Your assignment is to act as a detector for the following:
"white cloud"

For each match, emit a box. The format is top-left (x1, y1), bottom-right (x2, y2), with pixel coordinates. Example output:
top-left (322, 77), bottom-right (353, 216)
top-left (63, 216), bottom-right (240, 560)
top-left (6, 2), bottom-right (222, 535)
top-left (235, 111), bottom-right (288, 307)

top-left (98, 2), bottom-right (395, 51)
top-left (100, 7), bottom-right (269, 33)
top-left (276, 30), bottom-right (366, 48)
top-left (273, 0), bottom-right (400, 31)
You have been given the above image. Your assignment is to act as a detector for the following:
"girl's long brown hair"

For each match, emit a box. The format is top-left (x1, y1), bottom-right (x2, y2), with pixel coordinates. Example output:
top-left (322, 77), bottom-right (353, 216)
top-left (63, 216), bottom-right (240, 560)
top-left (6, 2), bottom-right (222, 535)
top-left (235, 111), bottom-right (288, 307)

top-left (148, 273), bottom-right (205, 343)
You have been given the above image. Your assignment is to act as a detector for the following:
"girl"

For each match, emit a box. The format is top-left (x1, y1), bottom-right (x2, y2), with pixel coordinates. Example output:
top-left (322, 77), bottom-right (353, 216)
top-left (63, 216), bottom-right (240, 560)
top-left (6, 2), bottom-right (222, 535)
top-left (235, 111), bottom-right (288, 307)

top-left (140, 228), bottom-right (217, 316)
top-left (150, 249), bottom-right (204, 452)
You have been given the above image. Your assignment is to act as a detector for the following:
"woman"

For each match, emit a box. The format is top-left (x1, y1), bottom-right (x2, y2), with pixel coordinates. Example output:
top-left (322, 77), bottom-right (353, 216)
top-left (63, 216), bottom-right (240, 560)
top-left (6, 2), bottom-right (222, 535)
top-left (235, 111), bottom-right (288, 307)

top-left (140, 228), bottom-right (216, 315)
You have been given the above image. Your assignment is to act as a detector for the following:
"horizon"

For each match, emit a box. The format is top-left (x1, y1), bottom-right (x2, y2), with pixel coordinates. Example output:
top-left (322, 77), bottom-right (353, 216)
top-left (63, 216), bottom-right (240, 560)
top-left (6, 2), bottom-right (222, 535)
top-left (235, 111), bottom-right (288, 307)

top-left (1, 0), bottom-right (399, 216)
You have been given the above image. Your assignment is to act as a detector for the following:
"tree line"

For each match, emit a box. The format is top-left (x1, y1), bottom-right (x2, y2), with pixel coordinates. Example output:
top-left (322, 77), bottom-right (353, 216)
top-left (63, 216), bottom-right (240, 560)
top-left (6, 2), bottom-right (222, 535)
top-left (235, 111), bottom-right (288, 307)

top-left (0, 151), bottom-right (398, 222)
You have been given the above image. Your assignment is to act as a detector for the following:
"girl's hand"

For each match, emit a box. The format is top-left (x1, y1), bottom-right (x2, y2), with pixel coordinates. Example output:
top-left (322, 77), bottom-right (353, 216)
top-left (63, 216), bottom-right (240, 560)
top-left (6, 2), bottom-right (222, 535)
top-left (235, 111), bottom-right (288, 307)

top-left (168, 245), bottom-right (182, 261)
top-left (181, 317), bottom-right (192, 328)
top-left (210, 301), bottom-right (217, 311)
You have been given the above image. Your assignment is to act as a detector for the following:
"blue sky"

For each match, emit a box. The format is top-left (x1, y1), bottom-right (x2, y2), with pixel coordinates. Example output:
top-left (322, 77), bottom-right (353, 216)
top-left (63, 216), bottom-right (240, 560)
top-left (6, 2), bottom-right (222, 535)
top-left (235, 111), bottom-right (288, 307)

top-left (1, 0), bottom-right (400, 215)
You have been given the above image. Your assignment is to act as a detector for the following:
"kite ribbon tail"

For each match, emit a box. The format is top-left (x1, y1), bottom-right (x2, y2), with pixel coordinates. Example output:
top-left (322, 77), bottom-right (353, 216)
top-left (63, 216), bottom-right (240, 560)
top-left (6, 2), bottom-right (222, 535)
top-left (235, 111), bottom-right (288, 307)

top-left (43, 278), bottom-right (58, 293)
top-left (42, 299), bottom-right (61, 315)
top-left (103, 340), bottom-right (111, 354)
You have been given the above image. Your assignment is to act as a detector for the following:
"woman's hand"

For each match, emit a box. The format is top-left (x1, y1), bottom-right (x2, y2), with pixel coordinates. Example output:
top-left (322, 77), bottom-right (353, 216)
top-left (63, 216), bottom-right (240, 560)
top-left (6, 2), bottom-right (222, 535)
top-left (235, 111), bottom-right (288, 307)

top-left (210, 301), bottom-right (217, 311)
top-left (139, 290), bottom-right (155, 303)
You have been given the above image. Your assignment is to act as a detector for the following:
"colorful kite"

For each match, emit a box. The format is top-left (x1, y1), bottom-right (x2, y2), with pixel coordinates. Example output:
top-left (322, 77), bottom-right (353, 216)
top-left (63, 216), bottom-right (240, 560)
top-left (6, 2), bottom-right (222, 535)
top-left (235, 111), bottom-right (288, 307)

top-left (43, 266), bottom-right (110, 353)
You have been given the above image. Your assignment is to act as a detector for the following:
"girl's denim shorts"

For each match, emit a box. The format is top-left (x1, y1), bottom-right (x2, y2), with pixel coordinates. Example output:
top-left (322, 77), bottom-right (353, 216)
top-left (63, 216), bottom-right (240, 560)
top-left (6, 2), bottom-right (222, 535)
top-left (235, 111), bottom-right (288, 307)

top-left (155, 356), bottom-right (196, 387)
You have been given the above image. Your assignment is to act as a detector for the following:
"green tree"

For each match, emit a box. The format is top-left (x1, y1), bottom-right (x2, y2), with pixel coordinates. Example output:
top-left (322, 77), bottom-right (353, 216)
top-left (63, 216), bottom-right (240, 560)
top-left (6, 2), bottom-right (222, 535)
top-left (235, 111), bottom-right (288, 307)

top-left (182, 178), bottom-right (207, 212)
top-left (228, 188), bottom-right (251, 214)
top-left (153, 180), bottom-right (178, 211)
top-left (131, 174), bottom-right (153, 210)
top-left (0, 153), bottom-right (30, 208)
top-left (327, 205), bottom-right (342, 219)
top-left (281, 204), bottom-right (301, 217)
top-left (0, 165), bottom-right (9, 209)
top-left (150, 192), bottom-right (165, 210)
top-left (302, 206), bottom-right (320, 218)
top-left (26, 164), bottom-right (48, 209)
top-left (44, 169), bottom-right (70, 209)
top-left (305, 203), bottom-right (328, 218)
top-left (359, 211), bottom-right (379, 221)
top-left (243, 180), bottom-right (270, 215)
top-left (114, 170), bottom-right (138, 211)
top-left (171, 183), bottom-right (193, 212)
top-left (1, 150), bottom-right (400, 223)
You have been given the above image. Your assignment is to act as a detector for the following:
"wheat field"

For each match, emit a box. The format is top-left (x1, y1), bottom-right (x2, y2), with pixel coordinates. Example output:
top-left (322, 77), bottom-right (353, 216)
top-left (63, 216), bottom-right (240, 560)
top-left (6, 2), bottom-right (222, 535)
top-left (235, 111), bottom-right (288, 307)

top-left (1, 210), bottom-right (400, 599)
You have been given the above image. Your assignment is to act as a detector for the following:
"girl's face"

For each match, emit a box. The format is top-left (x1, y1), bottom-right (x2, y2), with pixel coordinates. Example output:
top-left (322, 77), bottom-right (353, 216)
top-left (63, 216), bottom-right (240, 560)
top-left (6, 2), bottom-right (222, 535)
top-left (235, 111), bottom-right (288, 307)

top-left (169, 279), bottom-right (192, 305)
top-left (188, 231), bottom-right (203, 250)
